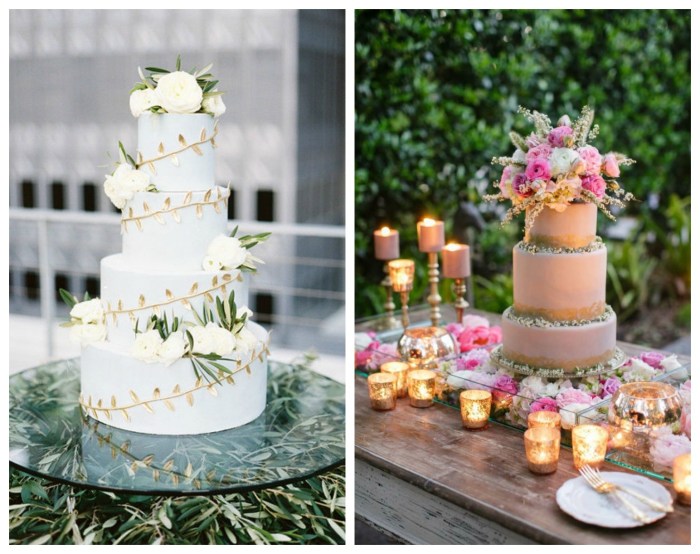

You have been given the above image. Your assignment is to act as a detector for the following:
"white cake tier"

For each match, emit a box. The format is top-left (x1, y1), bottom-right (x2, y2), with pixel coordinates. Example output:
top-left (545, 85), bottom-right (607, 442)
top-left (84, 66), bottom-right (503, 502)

top-left (100, 254), bottom-right (249, 348)
top-left (80, 321), bottom-right (268, 435)
top-left (121, 186), bottom-right (228, 272)
top-left (513, 244), bottom-right (607, 321)
top-left (527, 202), bottom-right (597, 248)
top-left (501, 308), bottom-right (617, 371)
top-left (137, 113), bottom-right (216, 192)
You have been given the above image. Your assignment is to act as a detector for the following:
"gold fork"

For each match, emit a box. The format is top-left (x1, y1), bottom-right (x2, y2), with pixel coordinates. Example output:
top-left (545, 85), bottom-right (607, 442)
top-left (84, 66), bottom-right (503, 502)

top-left (578, 465), bottom-right (654, 524)
top-left (589, 466), bottom-right (673, 513)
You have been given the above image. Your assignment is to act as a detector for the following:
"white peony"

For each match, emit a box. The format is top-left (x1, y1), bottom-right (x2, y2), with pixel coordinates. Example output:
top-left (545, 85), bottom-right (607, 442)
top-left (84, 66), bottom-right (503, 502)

top-left (155, 71), bottom-right (203, 114)
top-left (204, 323), bottom-right (237, 356)
top-left (103, 163), bottom-right (150, 209)
top-left (622, 358), bottom-right (657, 382)
top-left (560, 402), bottom-right (594, 430)
top-left (202, 91), bottom-right (226, 117)
top-left (132, 330), bottom-right (163, 363)
top-left (549, 148), bottom-right (582, 178)
top-left (69, 323), bottom-right (107, 346)
top-left (235, 325), bottom-right (260, 353)
top-left (129, 88), bottom-right (156, 117)
top-left (70, 298), bottom-right (104, 324)
top-left (204, 235), bottom-right (248, 271)
top-left (157, 333), bottom-right (187, 367)
top-left (188, 325), bottom-right (216, 355)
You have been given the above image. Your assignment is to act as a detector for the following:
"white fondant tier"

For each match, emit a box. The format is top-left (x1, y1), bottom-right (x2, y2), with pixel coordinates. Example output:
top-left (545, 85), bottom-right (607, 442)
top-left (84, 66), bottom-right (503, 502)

top-left (501, 309), bottom-right (617, 371)
top-left (100, 254), bottom-right (249, 348)
top-left (81, 321), bottom-right (268, 435)
top-left (121, 186), bottom-right (228, 272)
top-left (137, 113), bottom-right (216, 192)
top-left (512, 245), bottom-right (607, 321)
top-left (527, 202), bottom-right (597, 248)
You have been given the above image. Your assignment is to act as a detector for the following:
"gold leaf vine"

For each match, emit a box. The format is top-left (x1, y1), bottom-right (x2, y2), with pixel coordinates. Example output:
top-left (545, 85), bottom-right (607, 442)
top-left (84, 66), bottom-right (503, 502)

top-left (136, 123), bottom-right (219, 173)
top-left (79, 341), bottom-right (270, 421)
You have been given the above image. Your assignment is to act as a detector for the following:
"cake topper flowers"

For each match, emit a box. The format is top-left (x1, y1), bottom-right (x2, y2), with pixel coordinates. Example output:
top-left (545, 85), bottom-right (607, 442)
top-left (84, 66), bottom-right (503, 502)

top-left (486, 106), bottom-right (635, 234)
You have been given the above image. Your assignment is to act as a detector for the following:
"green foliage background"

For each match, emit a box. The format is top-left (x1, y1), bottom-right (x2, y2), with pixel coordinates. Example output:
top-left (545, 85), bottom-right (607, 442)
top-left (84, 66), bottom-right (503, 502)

top-left (355, 9), bottom-right (690, 319)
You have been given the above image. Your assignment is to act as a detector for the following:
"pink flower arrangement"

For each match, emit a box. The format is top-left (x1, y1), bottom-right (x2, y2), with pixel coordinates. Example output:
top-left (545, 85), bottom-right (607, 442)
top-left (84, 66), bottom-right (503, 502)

top-left (530, 397), bottom-right (558, 413)
top-left (457, 325), bottom-right (502, 352)
top-left (640, 351), bottom-right (665, 369)
top-left (525, 158), bottom-right (552, 182)
top-left (581, 174), bottom-right (606, 198)
top-left (600, 376), bottom-right (621, 398)
top-left (556, 387), bottom-right (595, 408)
top-left (512, 173), bottom-right (533, 198)
top-left (547, 125), bottom-right (573, 148)
top-left (649, 428), bottom-right (691, 470)
top-left (602, 153), bottom-right (620, 178)
top-left (493, 374), bottom-right (519, 395)
top-left (577, 145), bottom-right (602, 174)
top-left (525, 142), bottom-right (552, 161)
top-left (366, 343), bottom-right (399, 370)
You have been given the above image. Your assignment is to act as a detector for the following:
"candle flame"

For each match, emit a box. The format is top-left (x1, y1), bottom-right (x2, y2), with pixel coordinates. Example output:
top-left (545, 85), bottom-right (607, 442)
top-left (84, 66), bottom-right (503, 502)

top-left (445, 242), bottom-right (461, 251)
top-left (422, 218), bottom-right (436, 226)
top-left (380, 226), bottom-right (391, 236)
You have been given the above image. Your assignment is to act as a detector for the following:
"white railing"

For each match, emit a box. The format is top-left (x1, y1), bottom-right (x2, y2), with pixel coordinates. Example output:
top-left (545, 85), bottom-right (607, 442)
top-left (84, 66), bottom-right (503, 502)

top-left (9, 207), bottom-right (345, 357)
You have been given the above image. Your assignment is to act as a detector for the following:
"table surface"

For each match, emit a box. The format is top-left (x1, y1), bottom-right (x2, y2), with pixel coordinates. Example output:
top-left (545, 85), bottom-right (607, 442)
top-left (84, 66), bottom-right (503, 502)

top-left (10, 358), bottom-right (345, 496)
top-left (355, 307), bottom-right (691, 545)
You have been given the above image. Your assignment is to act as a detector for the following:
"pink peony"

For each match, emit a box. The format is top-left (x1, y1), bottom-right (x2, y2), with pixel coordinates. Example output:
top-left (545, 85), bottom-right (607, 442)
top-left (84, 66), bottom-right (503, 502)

top-left (493, 374), bottom-right (519, 395)
top-left (649, 429), bottom-right (691, 470)
top-left (456, 357), bottom-right (482, 371)
top-left (525, 133), bottom-right (542, 149)
top-left (525, 158), bottom-right (552, 182)
top-left (581, 174), bottom-right (606, 198)
top-left (367, 343), bottom-right (399, 370)
top-left (577, 146), bottom-right (602, 174)
top-left (512, 173), bottom-right (533, 198)
top-left (556, 387), bottom-right (594, 408)
top-left (457, 325), bottom-right (502, 352)
top-left (499, 166), bottom-right (513, 198)
top-left (547, 125), bottom-right (573, 148)
top-left (525, 142), bottom-right (552, 161)
top-left (530, 397), bottom-right (558, 413)
top-left (601, 153), bottom-right (620, 178)
top-left (640, 351), bottom-right (665, 369)
top-left (600, 376), bottom-right (621, 398)
top-left (355, 349), bottom-right (374, 367)
top-left (462, 314), bottom-right (491, 329)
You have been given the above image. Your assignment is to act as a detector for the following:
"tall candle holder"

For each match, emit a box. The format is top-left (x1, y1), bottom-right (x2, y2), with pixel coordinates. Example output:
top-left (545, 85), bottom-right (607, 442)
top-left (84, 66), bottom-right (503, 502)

top-left (426, 252), bottom-right (442, 327)
top-left (442, 243), bottom-right (471, 323)
top-left (380, 264), bottom-right (399, 330)
top-left (452, 278), bottom-right (469, 324)
top-left (373, 227), bottom-right (400, 330)
top-left (388, 259), bottom-right (415, 330)
top-left (417, 218), bottom-right (445, 328)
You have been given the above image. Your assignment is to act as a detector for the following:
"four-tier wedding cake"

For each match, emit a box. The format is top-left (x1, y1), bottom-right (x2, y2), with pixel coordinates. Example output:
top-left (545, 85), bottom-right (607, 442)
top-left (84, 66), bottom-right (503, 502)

top-left (61, 60), bottom-right (271, 435)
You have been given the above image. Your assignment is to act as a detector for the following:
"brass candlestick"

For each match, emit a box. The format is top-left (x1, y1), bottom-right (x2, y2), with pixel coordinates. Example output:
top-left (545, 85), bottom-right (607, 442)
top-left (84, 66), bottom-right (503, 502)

top-left (452, 277), bottom-right (469, 324)
top-left (380, 263), bottom-right (399, 330)
top-left (399, 291), bottom-right (410, 330)
top-left (427, 251), bottom-right (441, 327)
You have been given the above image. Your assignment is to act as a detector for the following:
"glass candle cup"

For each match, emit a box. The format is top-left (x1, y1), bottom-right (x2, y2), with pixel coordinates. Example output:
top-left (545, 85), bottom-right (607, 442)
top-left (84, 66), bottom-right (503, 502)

top-left (388, 259), bottom-right (415, 293)
top-left (673, 453), bottom-right (691, 505)
top-left (459, 390), bottom-right (492, 430)
top-left (527, 411), bottom-right (562, 431)
top-left (380, 361), bottom-right (409, 398)
top-left (407, 369), bottom-right (436, 408)
top-left (367, 372), bottom-right (397, 411)
top-left (524, 427), bottom-right (561, 474)
top-left (572, 424), bottom-right (609, 469)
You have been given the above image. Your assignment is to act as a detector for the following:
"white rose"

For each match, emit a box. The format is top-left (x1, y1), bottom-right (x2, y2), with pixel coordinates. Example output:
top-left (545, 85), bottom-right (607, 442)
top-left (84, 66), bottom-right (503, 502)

top-left (129, 88), bottom-right (156, 118)
top-left (206, 235), bottom-right (248, 270)
top-left (235, 325), bottom-right (260, 353)
top-left (104, 164), bottom-right (148, 209)
top-left (70, 298), bottom-right (104, 324)
top-left (204, 323), bottom-right (236, 356)
top-left (622, 358), bottom-right (656, 382)
top-left (132, 330), bottom-right (163, 363)
top-left (560, 402), bottom-right (593, 430)
top-left (188, 325), bottom-right (216, 354)
top-left (202, 92), bottom-right (226, 117)
top-left (235, 305), bottom-right (253, 321)
top-left (446, 370), bottom-right (474, 390)
top-left (69, 323), bottom-right (107, 346)
top-left (157, 333), bottom-right (187, 367)
top-left (119, 167), bottom-right (150, 195)
top-left (549, 148), bottom-right (581, 177)
top-left (202, 256), bottom-right (222, 273)
top-left (155, 71), bottom-right (203, 114)
top-left (660, 355), bottom-right (687, 378)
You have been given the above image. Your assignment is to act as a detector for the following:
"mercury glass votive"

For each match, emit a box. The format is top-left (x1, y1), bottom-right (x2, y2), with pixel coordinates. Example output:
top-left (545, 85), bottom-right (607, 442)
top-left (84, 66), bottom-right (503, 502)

top-left (524, 427), bottom-right (560, 474)
top-left (367, 372), bottom-right (397, 411)
top-left (609, 382), bottom-right (683, 430)
top-left (572, 424), bottom-right (609, 469)
top-left (380, 361), bottom-right (409, 398)
top-left (527, 411), bottom-right (562, 431)
top-left (407, 369), bottom-right (436, 408)
top-left (459, 390), bottom-right (492, 430)
top-left (673, 453), bottom-right (691, 505)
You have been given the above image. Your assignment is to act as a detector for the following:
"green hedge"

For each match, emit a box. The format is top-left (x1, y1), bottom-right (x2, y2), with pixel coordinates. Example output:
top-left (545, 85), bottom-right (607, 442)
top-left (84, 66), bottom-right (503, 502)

top-left (355, 9), bottom-right (690, 318)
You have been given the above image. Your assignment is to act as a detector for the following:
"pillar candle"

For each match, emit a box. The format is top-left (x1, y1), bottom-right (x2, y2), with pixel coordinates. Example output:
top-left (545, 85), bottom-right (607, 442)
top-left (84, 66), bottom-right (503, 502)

top-left (373, 226), bottom-right (399, 260)
top-left (417, 218), bottom-right (445, 252)
top-left (442, 243), bottom-right (471, 278)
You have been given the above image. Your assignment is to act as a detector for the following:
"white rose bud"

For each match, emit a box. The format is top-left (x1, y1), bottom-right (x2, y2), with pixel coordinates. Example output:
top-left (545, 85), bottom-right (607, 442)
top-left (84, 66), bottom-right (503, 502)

top-left (132, 330), bottom-right (163, 363)
top-left (155, 71), bottom-right (203, 114)
top-left (549, 147), bottom-right (582, 178)
top-left (202, 91), bottom-right (226, 117)
top-left (188, 325), bottom-right (216, 355)
top-left (70, 323), bottom-right (107, 346)
top-left (70, 298), bottom-right (104, 325)
top-left (205, 323), bottom-right (237, 356)
top-left (157, 333), bottom-right (187, 367)
top-left (235, 325), bottom-right (260, 353)
top-left (129, 88), bottom-right (156, 118)
top-left (206, 235), bottom-right (248, 270)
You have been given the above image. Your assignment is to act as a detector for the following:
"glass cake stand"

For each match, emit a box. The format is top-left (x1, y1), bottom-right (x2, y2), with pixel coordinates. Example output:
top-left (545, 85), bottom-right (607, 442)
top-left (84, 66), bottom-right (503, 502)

top-left (9, 358), bottom-right (345, 496)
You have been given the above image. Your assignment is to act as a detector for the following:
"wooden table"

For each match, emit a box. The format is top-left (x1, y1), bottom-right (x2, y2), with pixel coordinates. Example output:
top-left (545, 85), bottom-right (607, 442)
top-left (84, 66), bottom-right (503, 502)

top-left (355, 308), bottom-right (691, 545)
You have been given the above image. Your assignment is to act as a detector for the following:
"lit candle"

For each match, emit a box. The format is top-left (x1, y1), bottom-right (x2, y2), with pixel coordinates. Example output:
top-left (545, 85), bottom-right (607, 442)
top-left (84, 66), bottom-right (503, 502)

top-left (388, 259), bottom-right (415, 292)
top-left (417, 218), bottom-right (445, 252)
top-left (572, 424), bottom-right (609, 469)
top-left (367, 372), bottom-right (397, 411)
top-left (459, 390), bottom-right (492, 430)
top-left (524, 427), bottom-right (560, 474)
top-left (673, 453), bottom-right (691, 505)
top-left (381, 361), bottom-right (409, 398)
top-left (373, 226), bottom-right (399, 261)
top-left (407, 369), bottom-right (436, 408)
top-left (441, 243), bottom-right (471, 278)
top-left (527, 411), bottom-right (561, 431)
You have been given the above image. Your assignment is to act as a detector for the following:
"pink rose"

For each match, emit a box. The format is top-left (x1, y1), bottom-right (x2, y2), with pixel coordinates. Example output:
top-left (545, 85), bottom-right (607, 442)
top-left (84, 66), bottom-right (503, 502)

top-left (525, 143), bottom-right (552, 161)
top-left (530, 397), bottom-right (558, 413)
top-left (456, 357), bottom-right (482, 371)
top-left (556, 387), bottom-right (594, 408)
top-left (601, 376), bottom-right (621, 398)
top-left (493, 374), bottom-right (519, 395)
top-left (525, 158), bottom-right (552, 182)
top-left (457, 325), bottom-right (502, 352)
top-left (581, 174), bottom-right (606, 198)
top-left (367, 343), bottom-right (399, 370)
top-left (640, 351), bottom-right (665, 369)
top-left (355, 349), bottom-right (373, 367)
top-left (577, 146), bottom-right (602, 174)
top-left (445, 322), bottom-right (463, 338)
top-left (498, 166), bottom-right (513, 199)
top-left (602, 153), bottom-right (620, 178)
top-left (547, 125), bottom-right (573, 148)
top-left (650, 429), bottom-right (691, 470)
top-left (525, 133), bottom-right (542, 149)
top-left (512, 173), bottom-right (533, 198)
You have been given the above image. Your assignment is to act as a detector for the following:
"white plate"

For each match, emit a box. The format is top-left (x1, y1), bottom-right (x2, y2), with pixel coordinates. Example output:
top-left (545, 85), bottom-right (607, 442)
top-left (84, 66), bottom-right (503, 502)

top-left (556, 471), bottom-right (672, 528)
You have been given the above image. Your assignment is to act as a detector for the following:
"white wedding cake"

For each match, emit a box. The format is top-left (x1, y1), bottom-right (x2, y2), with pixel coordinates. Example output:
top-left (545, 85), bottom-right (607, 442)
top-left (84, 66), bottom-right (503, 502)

top-left (62, 60), bottom-right (271, 435)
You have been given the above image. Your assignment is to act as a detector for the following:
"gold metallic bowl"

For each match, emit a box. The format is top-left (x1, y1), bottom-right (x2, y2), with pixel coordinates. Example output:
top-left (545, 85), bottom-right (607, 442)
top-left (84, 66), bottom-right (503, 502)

top-left (608, 382), bottom-right (682, 430)
top-left (397, 326), bottom-right (457, 369)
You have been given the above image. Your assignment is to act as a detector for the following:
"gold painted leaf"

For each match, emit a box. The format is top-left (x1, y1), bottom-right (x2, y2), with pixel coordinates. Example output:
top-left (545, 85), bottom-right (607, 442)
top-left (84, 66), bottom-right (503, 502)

top-left (153, 305), bottom-right (161, 316)
top-left (143, 454), bottom-right (154, 466)
top-left (216, 187), bottom-right (222, 199)
top-left (195, 205), bottom-right (203, 219)
top-left (226, 376), bottom-right (234, 385)
top-left (135, 218), bottom-right (143, 231)
top-left (164, 459), bottom-right (175, 471)
top-left (172, 210), bottom-right (181, 223)
top-left (200, 128), bottom-right (206, 141)
top-left (195, 377), bottom-right (203, 388)
top-left (184, 192), bottom-right (192, 205)
top-left (122, 221), bottom-right (128, 233)
top-left (121, 441), bottom-right (130, 451)
top-left (148, 161), bottom-right (156, 174)
top-left (207, 384), bottom-right (218, 397)
top-left (246, 366), bottom-right (252, 375)
top-left (171, 474), bottom-right (180, 485)
top-left (181, 299), bottom-right (192, 310)
top-left (152, 469), bottom-right (160, 482)
top-left (214, 121), bottom-right (219, 134)
top-left (112, 313), bottom-right (118, 324)
top-left (178, 134), bottom-right (187, 147)
top-left (107, 301), bottom-right (112, 312)
top-left (157, 142), bottom-right (165, 155)
top-left (170, 154), bottom-right (179, 166)
top-left (204, 292), bottom-right (214, 302)
top-left (185, 462), bottom-right (193, 478)
top-left (137, 151), bottom-right (144, 165)
top-left (154, 213), bottom-right (165, 225)
top-left (186, 392), bottom-right (194, 406)
top-left (122, 409), bottom-right (130, 422)
top-left (222, 273), bottom-right (232, 282)
top-left (143, 402), bottom-right (154, 414)
top-left (153, 388), bottom-right (161, 399)
top-left (206, 470), bottom-right (216, 482)
top-left (163, 197), bottom-right (171, 210)
top-left (88, 395), bottom-right (93, 407)
top-left (172, 384), bottom-right (181, 394)
top-left (203, 189), bottom-right (212, 202)
top-left (164, 399), bottom-right (175, 412)
top-left (129, 390), bottom-right (139, 403)
top-left (191, 144), bottom-right (203, 156)
top-left (118, 299), bottom-right (123, 311)
top-left (143, 201), bottom-right (150, 213)
top-left (111, 446), bottom-right (117, 458)
top-left (189, 282), bottom-right (199, 294)
top-left (217, 369), bottom-right (225, 379)
top-left (236, 273), bottom-right (243, 282)
top-left (220, 285), bottom-right (227, 294)
top-left (128, 311), bottom-right (135, 321)
top-left (138, 295), bottom-right (146, 307)
top-left (210, 137), bottom-right (217, 149)
top-left (213, 202), bottom-right (222, 214)
top-left (111, 395), bottom-right (117, 408)
top-left (165, 289), bottom-right (173, 299)
top-left (105, 410), bottom-right (112, 421)
top-left (97, 398), bottom-right (103, 408)
top-left (129, 207), bottom-right (134, 219)
top-left (131, 461), bottom-right (139, 473)
top-left (211, 276), bottom-right (219, 287)
top-left (194, 479), bottom-right (202, 490)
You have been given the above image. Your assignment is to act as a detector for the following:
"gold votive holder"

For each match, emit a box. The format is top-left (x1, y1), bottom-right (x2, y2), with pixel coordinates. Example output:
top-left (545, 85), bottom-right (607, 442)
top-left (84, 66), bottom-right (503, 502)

top-left (527, 411), bottom-right (562, 431)
top-left (572, 424), bottom-right (609, 469)
top-left (673, 453), bottom-right (691, 505)
top-left (367, 372), bottom-right (397, 411)
top-left (459, 390), bottom-right (492, 430)
top-left (407, 369), bottom-right (436, 408)
top-left (380, 361), bottom-right (409, 398)
top-left (524, 427), bottom-right (560, 474)
top-left (608, 382), bottom-right (682, 430)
